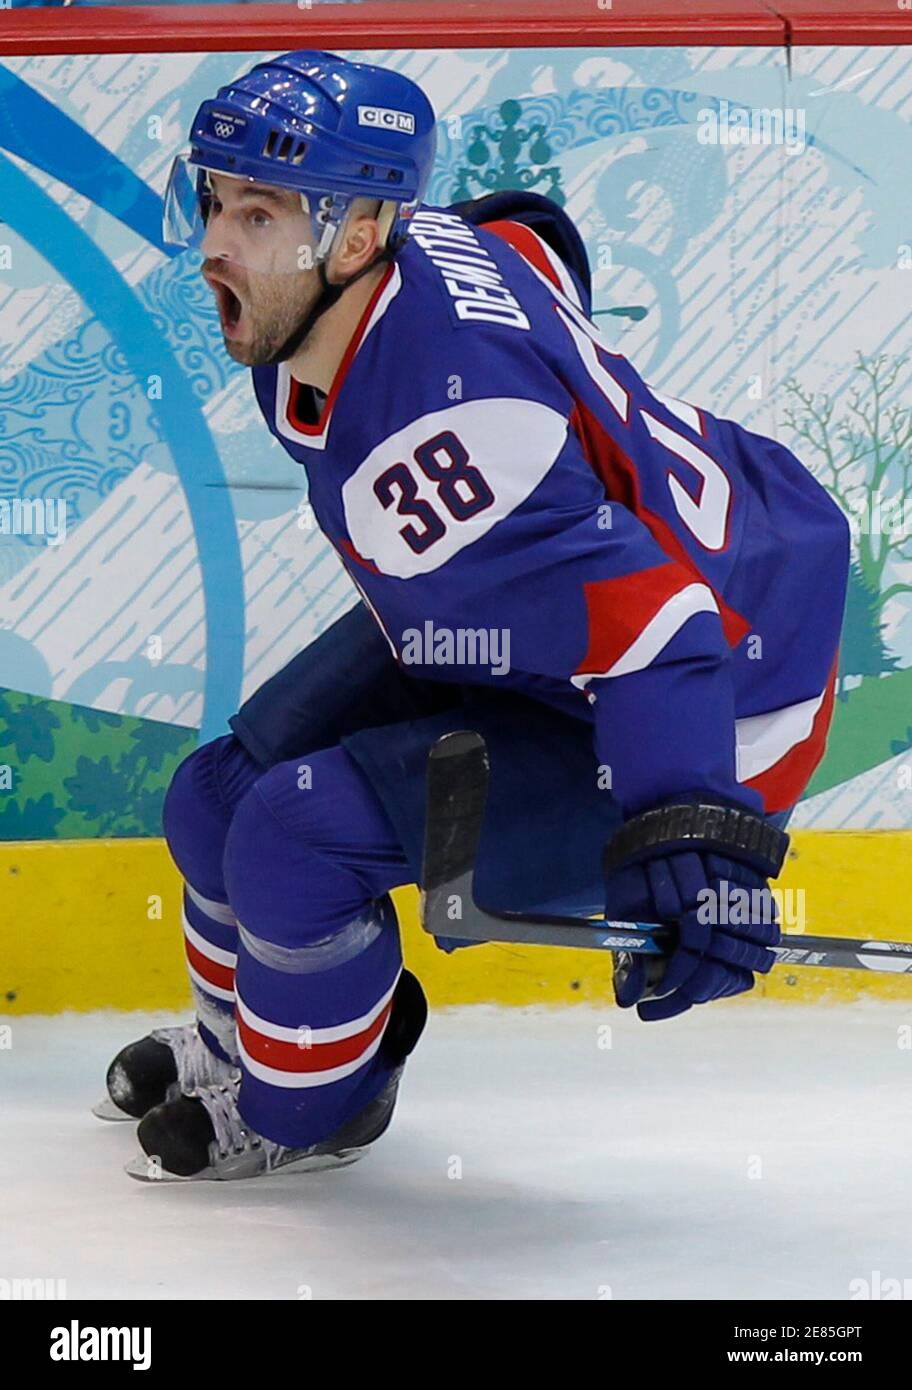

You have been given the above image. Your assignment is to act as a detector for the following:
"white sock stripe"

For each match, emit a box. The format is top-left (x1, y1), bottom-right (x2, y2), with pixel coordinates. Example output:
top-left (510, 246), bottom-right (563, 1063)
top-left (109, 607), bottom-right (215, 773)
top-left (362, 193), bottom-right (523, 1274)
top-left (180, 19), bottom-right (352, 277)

top-left (185, 883), bottom-right (238, 926)
top-left (235, 968), bottom-right (401, 1046)
top-left (237, 1032), bottom-right (384, 1088)
top-left (183, 914), bottom-right (238, 969)
top-left (237, 910), bottom-right (385, 975)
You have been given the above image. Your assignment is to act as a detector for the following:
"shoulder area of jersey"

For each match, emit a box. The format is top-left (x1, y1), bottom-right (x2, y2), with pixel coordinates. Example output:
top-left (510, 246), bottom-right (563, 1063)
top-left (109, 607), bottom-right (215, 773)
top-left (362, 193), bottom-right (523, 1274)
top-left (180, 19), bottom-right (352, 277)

top-left (400, 202), bottom-right (558, 341)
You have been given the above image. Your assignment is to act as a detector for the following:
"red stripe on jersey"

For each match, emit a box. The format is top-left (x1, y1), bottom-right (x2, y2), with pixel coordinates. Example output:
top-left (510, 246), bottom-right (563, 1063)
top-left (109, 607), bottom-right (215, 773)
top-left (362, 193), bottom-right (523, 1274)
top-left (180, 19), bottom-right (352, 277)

top-left (338, 536), bottom-right (381, 574)
top-left (237, 1000), bottom-right (393, 1075)
top-left (570, 396), bottom-right (751, 649)
top-left (482, 219), bottom-right (563, 290)
top-left (184, 938), bottom-right (235, 993)
top-left (575, 563), bottom-right (696, 678)
top-left (745, 661), bottom-right (838, 814)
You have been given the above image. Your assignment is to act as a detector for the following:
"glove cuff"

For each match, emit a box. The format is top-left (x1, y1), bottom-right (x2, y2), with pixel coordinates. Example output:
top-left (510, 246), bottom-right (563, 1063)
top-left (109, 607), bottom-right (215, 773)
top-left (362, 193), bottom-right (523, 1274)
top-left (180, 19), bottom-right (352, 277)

top-left (604, 801), bottom-right (789, 880)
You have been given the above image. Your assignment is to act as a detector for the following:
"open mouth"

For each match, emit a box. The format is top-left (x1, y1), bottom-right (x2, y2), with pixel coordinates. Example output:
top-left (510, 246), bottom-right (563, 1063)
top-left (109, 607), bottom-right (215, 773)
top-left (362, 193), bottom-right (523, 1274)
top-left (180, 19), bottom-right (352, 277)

top-left (210, 277), bottom-right (245, 338)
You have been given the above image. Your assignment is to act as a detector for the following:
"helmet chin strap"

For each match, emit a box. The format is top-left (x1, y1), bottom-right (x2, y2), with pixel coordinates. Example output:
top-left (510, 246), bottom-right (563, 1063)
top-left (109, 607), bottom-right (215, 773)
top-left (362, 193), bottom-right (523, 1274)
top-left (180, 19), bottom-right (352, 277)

top-left (264, 242), bottom-right (399, 367)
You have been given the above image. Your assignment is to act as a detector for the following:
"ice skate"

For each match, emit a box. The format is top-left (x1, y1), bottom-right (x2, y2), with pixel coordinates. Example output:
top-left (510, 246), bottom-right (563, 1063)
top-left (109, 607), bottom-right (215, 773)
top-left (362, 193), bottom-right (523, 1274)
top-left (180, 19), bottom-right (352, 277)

top-left (124, 1067), bottom-right (402, 1182)
top-left (93, 1023), bottom-right (238, 1121)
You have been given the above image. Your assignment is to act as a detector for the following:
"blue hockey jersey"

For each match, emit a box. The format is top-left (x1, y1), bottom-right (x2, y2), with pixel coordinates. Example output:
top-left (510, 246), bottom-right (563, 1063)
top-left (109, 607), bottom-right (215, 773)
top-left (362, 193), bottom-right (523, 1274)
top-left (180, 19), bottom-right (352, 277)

top-left (250, 202), bottom-right (849, 819)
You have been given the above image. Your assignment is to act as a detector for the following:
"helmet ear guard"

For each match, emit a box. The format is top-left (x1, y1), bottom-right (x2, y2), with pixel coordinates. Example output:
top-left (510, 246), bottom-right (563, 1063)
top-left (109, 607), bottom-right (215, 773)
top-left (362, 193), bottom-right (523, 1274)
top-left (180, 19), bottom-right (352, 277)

top-left (328, 194), bottom-right (402, 262)
top-left (368, 198), bottom-right (399, 252)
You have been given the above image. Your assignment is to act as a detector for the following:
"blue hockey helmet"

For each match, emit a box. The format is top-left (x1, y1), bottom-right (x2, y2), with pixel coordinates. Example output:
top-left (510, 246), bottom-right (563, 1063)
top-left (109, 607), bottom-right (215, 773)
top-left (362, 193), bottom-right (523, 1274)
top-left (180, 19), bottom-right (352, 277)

top-left (163, 50), bottom-right (438, 273)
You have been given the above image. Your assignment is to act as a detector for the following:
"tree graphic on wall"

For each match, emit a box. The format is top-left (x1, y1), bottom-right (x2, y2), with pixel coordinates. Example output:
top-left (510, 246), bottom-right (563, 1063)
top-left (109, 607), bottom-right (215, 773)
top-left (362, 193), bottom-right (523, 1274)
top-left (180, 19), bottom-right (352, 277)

top-left (783, 354), bottom-right (912, 795)
top-left (839, 559), bottom-right (899, 690)
top-left (783, 353), bottom-right (912, 691)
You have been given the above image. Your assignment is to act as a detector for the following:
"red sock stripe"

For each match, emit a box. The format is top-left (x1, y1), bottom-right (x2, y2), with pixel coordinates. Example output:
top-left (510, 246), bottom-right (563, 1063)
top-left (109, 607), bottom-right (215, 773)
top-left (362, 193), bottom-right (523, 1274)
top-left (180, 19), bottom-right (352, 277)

top-left (184, 937), bottom-right (236, 993)
top-left (237, 1000), bottom-right (393, 1075)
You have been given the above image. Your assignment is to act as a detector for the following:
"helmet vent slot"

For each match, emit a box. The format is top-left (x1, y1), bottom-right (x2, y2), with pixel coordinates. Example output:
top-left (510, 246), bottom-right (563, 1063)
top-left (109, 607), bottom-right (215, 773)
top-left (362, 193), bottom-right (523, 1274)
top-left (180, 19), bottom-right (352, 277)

top-left (261, 130), bottom-right (301, 163)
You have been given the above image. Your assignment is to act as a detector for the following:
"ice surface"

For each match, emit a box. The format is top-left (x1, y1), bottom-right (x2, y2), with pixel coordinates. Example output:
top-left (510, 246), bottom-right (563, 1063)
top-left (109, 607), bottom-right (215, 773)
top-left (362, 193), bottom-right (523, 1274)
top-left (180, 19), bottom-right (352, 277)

top-left (3, 1004), bottom-right (911, 1300)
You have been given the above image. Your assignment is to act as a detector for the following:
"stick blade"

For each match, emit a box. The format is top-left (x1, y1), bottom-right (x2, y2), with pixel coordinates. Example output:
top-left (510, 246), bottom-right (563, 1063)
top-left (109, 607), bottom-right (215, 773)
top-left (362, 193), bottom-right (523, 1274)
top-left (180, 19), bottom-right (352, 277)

top-left (421, 730), bottom-right (489, 895)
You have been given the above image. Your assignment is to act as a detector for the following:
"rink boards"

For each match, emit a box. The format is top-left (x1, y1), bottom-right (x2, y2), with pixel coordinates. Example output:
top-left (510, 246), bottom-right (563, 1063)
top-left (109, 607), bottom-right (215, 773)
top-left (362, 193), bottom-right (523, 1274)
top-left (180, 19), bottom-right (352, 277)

top-left (2, 829), bottom-right (910, 1012)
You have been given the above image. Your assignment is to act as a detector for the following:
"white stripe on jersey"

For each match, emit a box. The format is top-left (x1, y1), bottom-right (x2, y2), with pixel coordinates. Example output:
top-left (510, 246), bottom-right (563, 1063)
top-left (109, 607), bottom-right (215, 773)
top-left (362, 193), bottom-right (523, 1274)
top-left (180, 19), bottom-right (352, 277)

top-left (522, 224), bottom-right (585, 310)
top-left (735, 691), bottom-right (828, 781)
top-left (571, 582), bottom-right (719, 688)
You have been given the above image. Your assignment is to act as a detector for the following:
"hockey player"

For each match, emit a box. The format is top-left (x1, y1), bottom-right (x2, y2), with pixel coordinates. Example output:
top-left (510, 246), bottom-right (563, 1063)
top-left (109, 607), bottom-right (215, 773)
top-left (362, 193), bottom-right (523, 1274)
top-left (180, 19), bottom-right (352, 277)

top-left (98, 52), bottom-right (849, 1181)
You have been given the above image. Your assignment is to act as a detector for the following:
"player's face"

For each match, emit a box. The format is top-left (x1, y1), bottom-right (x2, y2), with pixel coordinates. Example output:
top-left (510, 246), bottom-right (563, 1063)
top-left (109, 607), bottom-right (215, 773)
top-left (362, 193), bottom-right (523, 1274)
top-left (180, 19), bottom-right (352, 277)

top-left (200, 174), bottom-right (320, 366)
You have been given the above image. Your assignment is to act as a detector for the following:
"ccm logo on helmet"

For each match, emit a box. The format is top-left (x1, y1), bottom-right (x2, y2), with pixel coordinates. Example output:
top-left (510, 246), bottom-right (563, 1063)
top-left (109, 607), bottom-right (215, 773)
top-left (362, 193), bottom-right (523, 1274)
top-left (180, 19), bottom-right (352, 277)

top-left (357, 105), bottom-right (416, 135)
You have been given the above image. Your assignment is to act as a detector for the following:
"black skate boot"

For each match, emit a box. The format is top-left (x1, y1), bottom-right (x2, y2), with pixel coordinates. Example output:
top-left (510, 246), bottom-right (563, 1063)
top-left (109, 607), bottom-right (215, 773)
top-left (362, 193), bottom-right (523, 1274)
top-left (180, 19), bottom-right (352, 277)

top-left (125, 970), bottom-right (427, 1182)
top-left (94, 1023), bottom-right (238, 1121)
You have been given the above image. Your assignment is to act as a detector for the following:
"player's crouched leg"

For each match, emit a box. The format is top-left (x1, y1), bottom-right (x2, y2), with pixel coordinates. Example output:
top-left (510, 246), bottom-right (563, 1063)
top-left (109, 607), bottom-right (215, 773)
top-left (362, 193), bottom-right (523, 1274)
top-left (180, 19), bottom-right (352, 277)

top-left (162, 734), bottom-right (263, 903)
top-left (99, 736), bottom-right (264, 1127)
top-left (222, 745), bottom-right (424, 1152)
top-left (161, 734), bottom-right (264, 1063)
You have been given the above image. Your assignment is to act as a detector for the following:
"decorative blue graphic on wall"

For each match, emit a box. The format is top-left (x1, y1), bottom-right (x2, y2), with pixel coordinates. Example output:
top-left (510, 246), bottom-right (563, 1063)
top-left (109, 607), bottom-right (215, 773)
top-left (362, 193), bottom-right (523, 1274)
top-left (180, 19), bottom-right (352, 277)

top-left (0, 44), bottom-right (910, 828)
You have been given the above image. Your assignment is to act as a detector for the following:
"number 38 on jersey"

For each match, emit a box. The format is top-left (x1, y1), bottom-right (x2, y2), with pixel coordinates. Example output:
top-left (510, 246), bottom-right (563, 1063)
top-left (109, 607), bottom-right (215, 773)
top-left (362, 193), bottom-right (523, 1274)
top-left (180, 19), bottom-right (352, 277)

top-left (341, 397), bottom-right (567, 578)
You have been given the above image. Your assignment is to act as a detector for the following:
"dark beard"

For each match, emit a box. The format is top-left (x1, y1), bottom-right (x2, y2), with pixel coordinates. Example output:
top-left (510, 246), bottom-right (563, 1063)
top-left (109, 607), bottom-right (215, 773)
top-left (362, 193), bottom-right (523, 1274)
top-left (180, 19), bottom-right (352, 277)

top-left (234, 253), bottom-right (391, 367)
top-left (226, 290), bottom-right (320, 367)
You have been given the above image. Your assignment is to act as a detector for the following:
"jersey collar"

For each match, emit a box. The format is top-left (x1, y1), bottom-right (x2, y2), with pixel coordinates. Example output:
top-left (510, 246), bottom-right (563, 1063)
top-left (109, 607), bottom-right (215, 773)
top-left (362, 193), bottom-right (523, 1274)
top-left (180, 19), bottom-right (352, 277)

top-left (275, 260), bottom-right (401, 453)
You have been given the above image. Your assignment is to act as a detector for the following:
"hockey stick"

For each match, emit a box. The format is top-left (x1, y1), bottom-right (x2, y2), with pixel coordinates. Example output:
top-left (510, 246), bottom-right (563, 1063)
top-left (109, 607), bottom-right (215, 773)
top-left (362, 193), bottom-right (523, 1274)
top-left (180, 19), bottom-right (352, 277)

top-left (419, 731), bottom-right (912, 976)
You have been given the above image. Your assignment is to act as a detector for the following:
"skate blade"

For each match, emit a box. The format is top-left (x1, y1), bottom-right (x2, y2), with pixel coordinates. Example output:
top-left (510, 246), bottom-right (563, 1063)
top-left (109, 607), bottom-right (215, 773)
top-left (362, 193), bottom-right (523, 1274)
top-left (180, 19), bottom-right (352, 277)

top-left (124, 1145), bottom-right (368, 1184)
top-left (92, 1096), bottom-right (135, 1122)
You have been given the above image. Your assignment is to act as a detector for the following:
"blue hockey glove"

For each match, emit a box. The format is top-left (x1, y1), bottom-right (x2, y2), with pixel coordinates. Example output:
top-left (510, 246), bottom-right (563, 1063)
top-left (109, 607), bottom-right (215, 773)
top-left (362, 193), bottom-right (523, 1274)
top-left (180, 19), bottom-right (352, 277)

top-left (604, 802), bottom-right (789, 1022)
